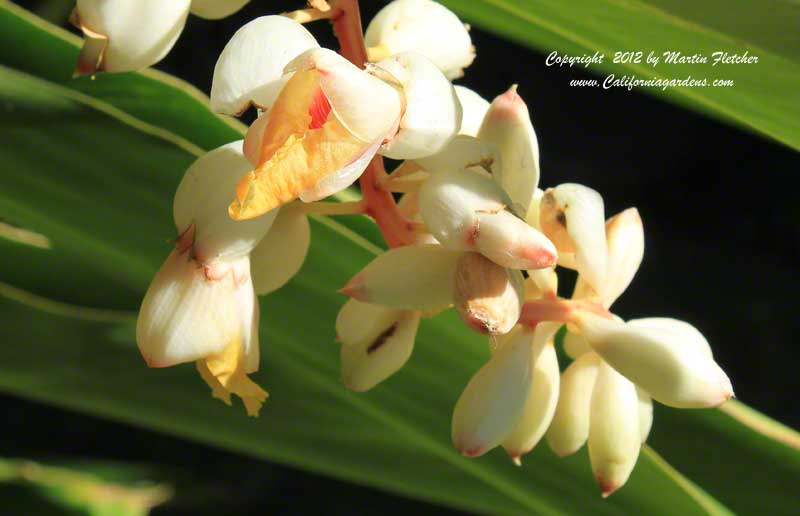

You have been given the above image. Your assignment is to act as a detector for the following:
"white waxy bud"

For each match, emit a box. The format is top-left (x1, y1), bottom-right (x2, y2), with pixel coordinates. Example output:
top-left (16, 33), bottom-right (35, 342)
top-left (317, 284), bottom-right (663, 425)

top-left (573, 207), bottom-right (644, 306)
top-left (365, 0), bottom-right (474, 80)
top-left (371, 52), bottom-right (462, 159)
top-left (340, 244), bottom-right (461, 310)
top-left (628, 317), bottom-right (713, 358)
top-left (576, 314), bottom-right (733, 408)
top-left (502, 322), bottom-right (561, 462)
top-left (637, 387), bottom-right (654, 443)
top-left (190, 0), bottom-right (249, 19)
top-left (173, 141), bottom-right (277, 262)
top-left (589, 360), bottom-right (641, 498)
top-left (477, 85), bottom-right (540, 217)
top-left (419, 168), bottom-right (557, 269)
top-left (287, 48), bottom-right (403, 143)
top-left (454, 86), bottom-right (490, 137)
top-left (75, 0), bottom-right (190, 73)
top-left (546, 351), bottom-right (600, 457)
top-left (249, 204), bottom-right (310, 295)
top-left (452, 328), bottom-right (534, 457)
top-left (453, 253), bottom-right (524, 335)
top-left (336, 299), bottom-right (420, 391)
top-left (524, 188), bottom-right (545, 230)
top-left (540, 184), bottom-right (607, 292)
top-left (137, 252), bottom-right (257, 368)
top-left (414, 135), bottom-right (502, 177)
top-left (563, 330), bottom-right (591, 359)
top-left (210, 16), bottom-right (319, 115)
top-left (524, 268), bottom-right (557, 300)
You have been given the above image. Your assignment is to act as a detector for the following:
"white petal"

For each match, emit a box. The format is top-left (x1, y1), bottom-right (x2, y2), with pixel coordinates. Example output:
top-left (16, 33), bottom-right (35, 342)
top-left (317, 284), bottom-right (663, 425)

top-left (372, 52), bottom-right (461, 159)
top-left (563, 330), bottom-right (591, 359)
top-left (210, 16), bottom-right (319, 115)
top-left (365, 0), bottom-right (474, 79)
top-left (340, 244), bottom-right (461, 310)
top-left (524, 188), bottom-right (544, 230)
top-left (637, 387), bottom-right (654, 443)
top-left (287, 48), bottom-right (403, 143)
top-left (243, 110), bottom-right (270, 165)
top-left (478, 85), bottom-right (540, 217)
top-left (454, 86), bottom-right (490, 137)
top-left (474, 210), bottom-right (557, 270)
top-left (76, 0), bottom-right (190, 72)
top-left (546, 351), bottom-right (600, 457)
top-left (173, 141), bottom-right (277, 261)
top-left (249, 204), bottom-right (310, 295)
top-left (451, 328), bottom-right (534, 457)
top-left (414, 135), bottom-right (502, 176)
top-left (298, 135), bottom-right (382, 202)
top-left (502, 322), bottom-right (561, 460)
top-left (589, 360), bottom-right (641, 498)
top-left (576, 314), bottom-right (733, 408)
top-left (524, 268), bottom-right (558, 300)
top-left (453, 253), bottom-right (524, 335)
top-left (137, 252), bottom-right (254, 367)
top-left (337, 300), bottom-right (420, 391)
top-left (628, 317), bottom-right (713, 358)
top-left (191, 0), bottom-right (249, 19)
top-left (540, 184), bottom-right (607, 291)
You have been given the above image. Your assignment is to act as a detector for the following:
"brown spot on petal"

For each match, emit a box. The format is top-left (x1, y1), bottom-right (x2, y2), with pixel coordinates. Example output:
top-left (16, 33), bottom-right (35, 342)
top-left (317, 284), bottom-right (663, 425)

top-left (367, 323), bottom-right (398, 354)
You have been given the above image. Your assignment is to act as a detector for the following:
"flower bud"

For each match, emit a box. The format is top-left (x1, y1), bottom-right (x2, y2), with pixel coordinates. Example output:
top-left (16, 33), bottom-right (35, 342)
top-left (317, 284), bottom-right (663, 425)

top-left (414, 135), bottom-right (502, 176)
top-left (573, 208), bottom-right (643, 306)
top-left (419, 168), bottom-right (557, 269)
top-left (230, 48), bottom-right (402, 219)
top-left (524, 268), bottom-right (557, 300)
top-left (502, 323), bottom-right (561, 462)
top-left (74, 0), bottom-right (190, 73)
top-left (453, 253), bottom-right (524, 335)
top-left (540, 184), bottom-right (607, 292)
top-left (336, 299), bottom-right (420, 391)
top-left (576, 314), bottom-right (733, 408)
top-left (210, 16), bottom-right (319, 115)
top-left (249, 204), bottom-right (310, 295)
top-left (190, 0), bottom-right (249, 19)
top-left (371, 52), bottom-right (462, 159)
top-left (365, 0), bottom-right (474, 79)
top-left (341, 245), bottom-right (461, 310)
top-left (173, 141), bottom-right (277, 262)
top-left (452, 328), bottom-right (534, 457)
top-left (454, 86), bottom-right (490, 137)
top-left (546, 351), bottom-right (600, 457)
top-left (628, 317), bottom-right (712, 357)
top-left (589, 360), bottom-right (641, 498)
top-left (562, 330), bottom-right (591, 359)
top-left (477, 85), bottom-right (540, 217)
top-left (637, 387), bottom-right (653, 443)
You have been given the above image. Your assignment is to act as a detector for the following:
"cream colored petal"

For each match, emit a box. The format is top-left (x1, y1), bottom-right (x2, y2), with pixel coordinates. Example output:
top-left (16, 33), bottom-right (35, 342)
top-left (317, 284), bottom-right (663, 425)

top-left (589, 360), bottom-right (641, 498)
top-left (628, 317), bottom-right (713, 358)
top-left (210, 16), bottom-right (319, 115)
top-left (453, 253), bottom-right (524, 335)
top-left (372, 52), bottom-right (461, 159)
top-left (76, 0), bottom-right (190, 72)
top-left (524, 268), bottom-right (557, 301)
top-left (454, 86), bottom-right (490, 137)
top-left (524, 188), bottom-right (544, 230)
top-left (338, 302), bottom-right (420, 392)
top-left (540, 184), bottom-right (607, 292)
top-left (287, 48), bottom-right (403, 143)
top-left (563, 330), bottom-right (591, 359)
top-left (364, 0), bottom-right (474, 79)
top-left (191, 0), bottom-right (249, 19)
top-left (173, 141), bottom-right (277, 261)
top-left (502, 322), bottom-right (561, 461)
top-left (137, 252), bottom-right (253, 368)
top-left (546, 351), bottom-right (600, 457)
top-left (340, 244), bottom-right (461, 310)
top-left (474, 211), bottom-right (557, 270)
top-left (298, 135), bottom-right (383, 202)
top-left (451, 328), bottom-right (535, 457)
top-left (637, 387), bottom-right (654, 443)
top-left (478, 85), bottom-right (540, 217)
top-left (243, 110), bottom-right (270, 165)
top-left (249, 204), bottom-right (310, 295)
top-left (414, 135), bottom-right (502, 176)
top-left (576, 314), bottom-right (733, 408)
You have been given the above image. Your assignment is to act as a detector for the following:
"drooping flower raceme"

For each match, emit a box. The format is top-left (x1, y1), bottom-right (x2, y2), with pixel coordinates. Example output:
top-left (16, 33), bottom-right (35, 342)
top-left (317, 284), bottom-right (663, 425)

top-left (127, 0), bottom-right (733, 499)
top-left (72, 0), bottom-right (250, 74)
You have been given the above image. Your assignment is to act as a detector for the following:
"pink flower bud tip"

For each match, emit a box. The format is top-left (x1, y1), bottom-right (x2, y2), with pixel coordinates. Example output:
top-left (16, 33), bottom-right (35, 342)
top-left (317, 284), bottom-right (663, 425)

top-left (509, 455), bottom-right (522, 467)
top-left (522, 243), bottom-right (558, 269)
top-left (597, 476), bottom-right (620, 499)
top-left (458, 445), bottom-right (487, 458)
top-left (487, 85), bottom-right (525, 120)
top-left (339, 274), bottom-right (366, 299)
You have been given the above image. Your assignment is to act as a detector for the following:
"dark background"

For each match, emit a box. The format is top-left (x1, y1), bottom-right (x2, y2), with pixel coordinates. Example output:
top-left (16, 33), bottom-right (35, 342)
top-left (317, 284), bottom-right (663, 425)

top-left (5, 0), bottom-right (799, 514)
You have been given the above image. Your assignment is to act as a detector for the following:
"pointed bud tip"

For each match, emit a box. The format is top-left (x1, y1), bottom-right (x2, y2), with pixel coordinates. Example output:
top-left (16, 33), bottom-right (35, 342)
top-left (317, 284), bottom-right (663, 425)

top-left (338, 275), bottom-right (366, 299)
top-left (459, 446), bottom-right (486, 458)
top-left (597, 476), bottom-right (620, 498)
top-left (508, 454), bottom-right (522, 466)
top-left (522, 243), bottom-right (558, 269)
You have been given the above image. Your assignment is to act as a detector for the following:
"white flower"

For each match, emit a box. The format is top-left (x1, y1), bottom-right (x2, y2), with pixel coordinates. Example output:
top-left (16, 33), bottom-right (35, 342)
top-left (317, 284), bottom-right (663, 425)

top-left (365, 0), bottom-right (474, 79)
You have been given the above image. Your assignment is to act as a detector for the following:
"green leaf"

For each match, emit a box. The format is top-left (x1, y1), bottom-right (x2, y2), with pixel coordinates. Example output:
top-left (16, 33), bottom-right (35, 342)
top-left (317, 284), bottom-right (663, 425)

top-left (440, 0), bottom-right (800, 151)
top-left (0, 457), bottom-right (171, 516)
top-left (0, 3), bottom-right (797, 516)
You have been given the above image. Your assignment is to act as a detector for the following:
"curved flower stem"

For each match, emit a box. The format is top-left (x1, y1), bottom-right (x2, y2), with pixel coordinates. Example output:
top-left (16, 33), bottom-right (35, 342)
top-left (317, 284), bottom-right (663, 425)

top-left (331, 0), bottom-right (416, 248)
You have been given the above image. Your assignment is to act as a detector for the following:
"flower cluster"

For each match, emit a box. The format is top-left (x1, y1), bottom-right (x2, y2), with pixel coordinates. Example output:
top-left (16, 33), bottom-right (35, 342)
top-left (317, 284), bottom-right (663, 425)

top-left (82, 0), bottom-right (734, 497)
